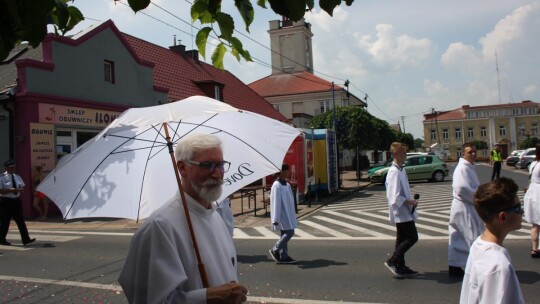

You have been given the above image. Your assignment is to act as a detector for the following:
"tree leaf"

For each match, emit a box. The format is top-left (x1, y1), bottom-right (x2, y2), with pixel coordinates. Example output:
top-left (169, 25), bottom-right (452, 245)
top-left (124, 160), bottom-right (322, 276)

top-left (127, 0), bottom-right (151, 13)
top-left (285, 0), bottom-right (308, 21)
top-left (191, 0), bottom-right (209, 22)
top-left (215, 12), bottom-right (234, 41)
top-left (234, 0), bottom-right (254, 32)
top-left (211, 42), bottom-right (227, 70)
top-left (230, 37), bottom-right (252, 61)
top-left (267, 0), bottom-right (290, 18)
top-left (319, 0), bottom-right (341, 16)
top-left (256, 0), bottom-right (268, 9)
top-left (64, 6), bottom-right (84, 33)
top-left (195, 27), bottom-right (212, 59)
top-left (306, 0), bottom-right (315, 11)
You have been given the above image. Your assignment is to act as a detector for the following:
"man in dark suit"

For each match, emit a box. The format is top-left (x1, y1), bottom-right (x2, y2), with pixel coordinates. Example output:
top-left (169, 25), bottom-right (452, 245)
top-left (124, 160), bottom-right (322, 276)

top-left (0, 159), bottom-right (35, 246)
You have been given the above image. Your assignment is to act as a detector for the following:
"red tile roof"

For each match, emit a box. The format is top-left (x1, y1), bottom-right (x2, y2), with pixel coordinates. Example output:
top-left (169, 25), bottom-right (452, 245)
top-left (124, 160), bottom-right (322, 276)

top-left (118, 28), bottom-right (286, 122)
top-left (424, 108), bottom-right (464, 121)
top-left (248, 71), bottom-right (342, 97)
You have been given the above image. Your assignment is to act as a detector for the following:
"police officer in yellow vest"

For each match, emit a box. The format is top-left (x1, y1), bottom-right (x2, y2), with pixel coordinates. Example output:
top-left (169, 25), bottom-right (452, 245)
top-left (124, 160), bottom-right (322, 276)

top-left (490, 144), bottom-right (502, 181)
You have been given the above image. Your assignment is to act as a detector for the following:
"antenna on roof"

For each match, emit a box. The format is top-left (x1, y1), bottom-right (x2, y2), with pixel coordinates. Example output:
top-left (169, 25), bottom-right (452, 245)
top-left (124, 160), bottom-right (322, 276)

top-left (173, 35), bottom-right (176, 46)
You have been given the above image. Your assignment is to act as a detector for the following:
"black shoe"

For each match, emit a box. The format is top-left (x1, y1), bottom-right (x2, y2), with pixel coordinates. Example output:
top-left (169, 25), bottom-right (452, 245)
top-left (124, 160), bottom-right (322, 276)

top-left (0, 241), bottom-right (11, 246)
top-left (23, 238), bottom-right (36, 246)
top-left (278, 256), bottom-right (297, 264)
top-left (384, 261), bottom-right (403, 278)
top-left (449, 266), bottom-right (465, 277)
top-left (531, 249), bottom-right (540, 258)
top-left (268, 249), bottom-right (280, 262)
top-left (399, 265), bottom-right (419, 277)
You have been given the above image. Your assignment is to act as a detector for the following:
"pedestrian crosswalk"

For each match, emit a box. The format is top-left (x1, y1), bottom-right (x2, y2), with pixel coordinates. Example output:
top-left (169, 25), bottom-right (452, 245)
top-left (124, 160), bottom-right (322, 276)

top-left (233, 182), bottom-right (532, 240)
top-left (1, 233), bottom-right (83, 251)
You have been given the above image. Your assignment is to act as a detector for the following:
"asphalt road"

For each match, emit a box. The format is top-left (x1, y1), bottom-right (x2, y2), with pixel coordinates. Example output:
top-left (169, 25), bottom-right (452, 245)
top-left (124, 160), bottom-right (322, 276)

top-left (0, 163), bottom-right (537, 303)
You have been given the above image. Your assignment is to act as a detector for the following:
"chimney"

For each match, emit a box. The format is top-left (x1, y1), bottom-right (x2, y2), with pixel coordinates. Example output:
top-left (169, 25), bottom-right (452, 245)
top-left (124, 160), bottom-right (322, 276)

top-left (185, 50), bottom-right (199, 62)
top-left (169, 44), bottom-right (186, 55)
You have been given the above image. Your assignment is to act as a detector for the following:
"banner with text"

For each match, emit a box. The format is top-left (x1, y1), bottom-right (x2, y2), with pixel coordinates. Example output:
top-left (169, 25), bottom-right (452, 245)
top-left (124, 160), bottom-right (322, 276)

top-left (29, 123), bottom-right (55, 175)
top-left (39, 103), bottom-right (121, 127)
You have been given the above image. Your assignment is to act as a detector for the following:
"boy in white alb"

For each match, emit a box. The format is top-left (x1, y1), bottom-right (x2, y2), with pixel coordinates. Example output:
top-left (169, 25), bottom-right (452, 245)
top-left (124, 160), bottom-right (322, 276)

top-left (460, 177), bottom-right (525, 304)
top-left (383, 142), bottom-right (419, 278)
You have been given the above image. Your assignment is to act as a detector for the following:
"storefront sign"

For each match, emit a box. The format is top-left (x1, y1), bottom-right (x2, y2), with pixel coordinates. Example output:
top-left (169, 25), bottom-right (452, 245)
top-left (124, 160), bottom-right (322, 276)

top-left (39, 103), bottom-right (121, 127)
top-left (29, 123), bottom-right (55, 175)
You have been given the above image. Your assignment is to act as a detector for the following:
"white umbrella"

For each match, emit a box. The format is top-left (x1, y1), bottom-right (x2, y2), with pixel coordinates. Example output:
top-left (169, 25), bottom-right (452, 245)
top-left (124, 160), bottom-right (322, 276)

top-left (38, 95), bottom-right (300, 221)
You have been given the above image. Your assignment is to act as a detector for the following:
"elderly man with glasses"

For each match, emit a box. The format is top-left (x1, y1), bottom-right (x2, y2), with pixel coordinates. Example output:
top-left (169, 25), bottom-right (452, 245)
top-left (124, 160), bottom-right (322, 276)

top-left (119, 133), bottom-right (247, 304)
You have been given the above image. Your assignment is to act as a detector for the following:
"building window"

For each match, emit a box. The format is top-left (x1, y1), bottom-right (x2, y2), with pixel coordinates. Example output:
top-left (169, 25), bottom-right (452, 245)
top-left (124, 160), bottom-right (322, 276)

top-left (532, 124), bottom-right (538, 135)
top-left (519, 124), bottom-right (525, 136)
top-left (431, 129), bottom-right (436, 140)
top-left (442, 128), bottom-right (449, 139)
top-left (214, 85), bottom-right (222, 101)
top-left (319, 100), bottom-right (332, 113)
top-left (273, 104), bottom-right (280, 112)
top-left (104, 60), bottom-right (115, 84)
top-left (499, 125), bottom-right (506, 136)
top-left (480, 126), bottom-right (487, 137)
top-left (457, 148), bottom-right (462, 158)
top-left (455, 128), bottom-right (461, 139)
top-left (467, 127), bottom-right (474, 138)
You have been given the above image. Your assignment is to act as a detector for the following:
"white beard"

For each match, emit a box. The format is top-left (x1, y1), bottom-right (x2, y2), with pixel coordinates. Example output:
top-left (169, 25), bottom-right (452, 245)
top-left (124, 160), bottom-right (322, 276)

top-left (190, 178), bottom-right (223, 203)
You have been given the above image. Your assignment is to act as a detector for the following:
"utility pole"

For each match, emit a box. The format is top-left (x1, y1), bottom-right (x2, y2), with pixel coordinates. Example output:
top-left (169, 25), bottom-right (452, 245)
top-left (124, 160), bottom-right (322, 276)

top-left (401, 116), bottom-right (406, 133)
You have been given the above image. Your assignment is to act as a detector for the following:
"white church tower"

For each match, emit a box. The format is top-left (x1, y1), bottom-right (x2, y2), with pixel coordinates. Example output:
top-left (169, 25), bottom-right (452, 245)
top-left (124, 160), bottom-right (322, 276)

top-left (268, 17), bottom-right (314, 75)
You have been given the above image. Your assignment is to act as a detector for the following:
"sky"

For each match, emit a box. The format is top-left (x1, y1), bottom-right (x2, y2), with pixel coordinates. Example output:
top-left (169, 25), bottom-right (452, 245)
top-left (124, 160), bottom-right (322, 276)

top-left (65, 0), bottom-right (540, 140)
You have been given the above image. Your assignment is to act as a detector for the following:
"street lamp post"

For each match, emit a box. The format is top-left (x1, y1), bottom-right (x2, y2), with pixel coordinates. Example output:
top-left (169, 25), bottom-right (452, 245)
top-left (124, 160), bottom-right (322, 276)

top-left (331, 82), bottom-right (341, 188)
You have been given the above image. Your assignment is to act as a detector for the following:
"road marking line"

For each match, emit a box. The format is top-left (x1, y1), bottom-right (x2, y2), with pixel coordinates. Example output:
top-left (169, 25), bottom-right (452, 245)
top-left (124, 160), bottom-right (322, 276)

top-left (247, 296), bottom-right (387, 304)
top-left (0, 275), bottom-right (122, 291)
top-left (351, 210), bottom-right (449, 234)
top-left (314, 211), bottom-right (395, 237)
top-left (301, 220), bottom-right (351, 237)
top-left (294, 228), bottom-right (316, 238)
top-left (28, 230), bottom-right (134, 236)
top-left (253, 226), bottom-right (278, 238)
top-left (233, 228), bottom-right (249, 238)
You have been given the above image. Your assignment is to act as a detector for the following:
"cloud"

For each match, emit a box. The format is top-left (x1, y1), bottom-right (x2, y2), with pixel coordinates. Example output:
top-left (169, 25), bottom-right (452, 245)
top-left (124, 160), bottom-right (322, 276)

top-left (424, 79), bottom-right (450, 96)
top-left (356, 24), bottom-right (435, 71)
top-left (309, 6), bottom-right (349, 33)
top-left (480, 3), bottom-right (540, 57)
top-left (523, 85), bottom-right (539, 98)
top-left (440, 42), bottom-right (487, 76)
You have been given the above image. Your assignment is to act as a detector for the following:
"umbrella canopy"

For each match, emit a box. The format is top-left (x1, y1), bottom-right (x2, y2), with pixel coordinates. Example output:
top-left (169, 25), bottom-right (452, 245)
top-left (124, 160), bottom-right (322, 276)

top-left (38, 96), bottom-right (300, 221)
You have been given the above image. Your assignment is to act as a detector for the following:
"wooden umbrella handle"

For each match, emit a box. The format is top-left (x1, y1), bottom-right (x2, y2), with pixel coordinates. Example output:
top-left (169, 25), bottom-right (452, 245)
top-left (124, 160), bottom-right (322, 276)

top-left (163, 123), bottom-right (210, 288)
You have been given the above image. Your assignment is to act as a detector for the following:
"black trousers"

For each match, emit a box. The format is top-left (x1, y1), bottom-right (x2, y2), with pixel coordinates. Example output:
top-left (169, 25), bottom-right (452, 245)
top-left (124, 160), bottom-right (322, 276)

top-left (389, 220), bottom-right (418, 266)
top-left (0, 197), bottom-right (31, 243)
top-left (491, 161), bottom-right (501, 181)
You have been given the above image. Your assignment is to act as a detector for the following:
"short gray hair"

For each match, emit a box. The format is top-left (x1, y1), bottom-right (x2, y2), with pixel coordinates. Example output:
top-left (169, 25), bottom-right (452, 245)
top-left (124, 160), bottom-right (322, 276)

top-left (175, 133), bottom-right (222, 161)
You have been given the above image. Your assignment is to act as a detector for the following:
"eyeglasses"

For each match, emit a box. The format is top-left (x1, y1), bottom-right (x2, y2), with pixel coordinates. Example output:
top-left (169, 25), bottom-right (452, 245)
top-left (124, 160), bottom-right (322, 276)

top-left (496, 204), bottom-right (522, 214)
top-left (185, 160), bottom-right (231, 173)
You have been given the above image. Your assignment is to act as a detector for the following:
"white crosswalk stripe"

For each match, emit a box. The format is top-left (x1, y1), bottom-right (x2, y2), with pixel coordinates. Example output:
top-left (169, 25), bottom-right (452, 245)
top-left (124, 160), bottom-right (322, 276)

top-left (234, 182), bottom-right (531, 240)
top-left (1, 233), bottom-right (83, 251)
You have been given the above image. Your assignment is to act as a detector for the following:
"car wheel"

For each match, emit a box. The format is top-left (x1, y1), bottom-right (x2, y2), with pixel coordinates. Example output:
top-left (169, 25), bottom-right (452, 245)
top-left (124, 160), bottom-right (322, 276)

top-left (432, 170), bottom-right (445, 182)
top-left (527, 163), bottom-right (532, 171)
top-left (381, 174), bottom-right (387, 185)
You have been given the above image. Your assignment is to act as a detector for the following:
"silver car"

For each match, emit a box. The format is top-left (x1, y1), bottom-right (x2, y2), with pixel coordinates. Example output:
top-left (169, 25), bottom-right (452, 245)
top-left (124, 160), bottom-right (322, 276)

top-left (515, 147), bottom-right (536, 169)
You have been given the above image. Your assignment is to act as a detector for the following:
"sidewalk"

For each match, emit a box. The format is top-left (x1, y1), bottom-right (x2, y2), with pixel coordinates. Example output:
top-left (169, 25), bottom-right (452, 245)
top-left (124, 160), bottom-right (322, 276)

top-left (22, 171), bottom-right (370, 231)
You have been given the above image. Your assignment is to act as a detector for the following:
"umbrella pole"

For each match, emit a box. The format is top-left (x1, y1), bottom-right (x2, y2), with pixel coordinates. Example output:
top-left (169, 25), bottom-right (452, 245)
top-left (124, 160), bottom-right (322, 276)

top-left (163, 123), bottom-right (210, 288)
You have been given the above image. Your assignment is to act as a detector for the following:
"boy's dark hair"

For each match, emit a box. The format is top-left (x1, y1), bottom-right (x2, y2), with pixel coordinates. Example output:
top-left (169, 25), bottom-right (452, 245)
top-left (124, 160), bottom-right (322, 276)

top-left (282, 163), bottom-right (290, 171)
top-left (474, 177), bottom-right (519, 222)
top-left (462, 142), bottom-right (475, 150)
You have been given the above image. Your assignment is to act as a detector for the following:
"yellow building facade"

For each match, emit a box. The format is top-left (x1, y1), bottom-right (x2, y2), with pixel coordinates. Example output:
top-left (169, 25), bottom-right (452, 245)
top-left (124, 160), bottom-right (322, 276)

top-left (423, 100), bottom-right (540, 161)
